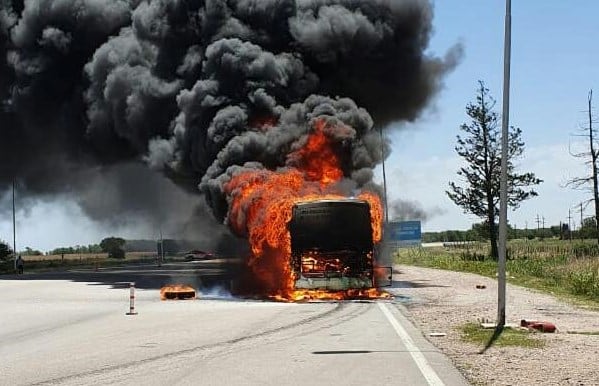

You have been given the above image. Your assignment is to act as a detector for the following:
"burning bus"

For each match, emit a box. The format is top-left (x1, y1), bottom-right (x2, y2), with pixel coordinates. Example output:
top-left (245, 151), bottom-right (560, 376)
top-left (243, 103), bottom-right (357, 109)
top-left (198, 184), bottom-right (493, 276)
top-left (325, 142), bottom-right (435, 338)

top-left (288, 198), bottom-right (382, 291)
top-left (222, 120), bottom-right (392, 299)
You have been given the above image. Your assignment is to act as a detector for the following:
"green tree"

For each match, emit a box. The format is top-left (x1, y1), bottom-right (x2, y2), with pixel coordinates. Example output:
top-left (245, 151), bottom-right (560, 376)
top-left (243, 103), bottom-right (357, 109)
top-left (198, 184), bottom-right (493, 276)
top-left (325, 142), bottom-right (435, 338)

top-left (24, 247), bottom-right (43, 256)
top-left (99, 237), bottom-right (126, 259)
top-left (447, 81), bottom-right (542, 259)
top-left (0, 240), bottom-right (12, 260)
top-left (88, 244), bottom-right (102, 253)
top-left (50, 247), bottom-right (73, 255)
top-left (579, 217), bottom-right (597, 240)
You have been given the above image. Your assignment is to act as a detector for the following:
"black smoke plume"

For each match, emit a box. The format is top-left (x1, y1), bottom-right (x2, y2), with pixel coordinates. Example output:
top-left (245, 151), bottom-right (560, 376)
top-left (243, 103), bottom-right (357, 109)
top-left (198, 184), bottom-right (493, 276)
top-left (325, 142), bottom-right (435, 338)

top-left (389, 198), bottom-right (446, 223)
top-left (0, 0), bottom-right (460, 243)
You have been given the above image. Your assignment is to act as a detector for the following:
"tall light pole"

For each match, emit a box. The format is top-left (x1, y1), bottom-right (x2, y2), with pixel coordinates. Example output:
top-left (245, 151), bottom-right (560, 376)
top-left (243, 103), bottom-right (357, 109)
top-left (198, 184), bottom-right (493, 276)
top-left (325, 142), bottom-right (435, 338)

top-left (158, 226), bottom-right (164, 267)
top-left (12, 177), bottom-right (17, 271)
top-left (157, 180), bottom-right (164, 267)
top-left (379, 126), bottom-right (389, 225)
top-left (497, 0), bottom-right (512, 327)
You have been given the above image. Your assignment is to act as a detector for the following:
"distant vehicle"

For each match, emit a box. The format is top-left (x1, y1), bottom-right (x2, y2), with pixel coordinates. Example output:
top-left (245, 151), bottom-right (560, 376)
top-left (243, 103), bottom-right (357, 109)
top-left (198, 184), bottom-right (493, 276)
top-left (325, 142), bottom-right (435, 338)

top-left (184, 250), bottom-right (214, 261)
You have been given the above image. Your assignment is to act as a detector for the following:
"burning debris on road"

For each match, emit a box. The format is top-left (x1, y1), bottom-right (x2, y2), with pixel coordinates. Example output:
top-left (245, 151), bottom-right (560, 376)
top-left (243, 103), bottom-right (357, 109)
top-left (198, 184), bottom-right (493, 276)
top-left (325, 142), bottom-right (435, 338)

top-left (275, 288), bottom-right (391, 303)
top-left (1, 1), bottom-right (459, 301)
top-left (160, 284), bottom-right (196, 300)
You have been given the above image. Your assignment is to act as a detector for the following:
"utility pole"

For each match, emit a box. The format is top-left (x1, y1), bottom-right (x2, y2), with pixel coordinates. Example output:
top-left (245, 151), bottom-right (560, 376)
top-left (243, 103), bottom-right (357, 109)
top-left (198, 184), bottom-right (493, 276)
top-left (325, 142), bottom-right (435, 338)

top-left (497, 0), bottom-right (511, 328)
top-left (12, 178), bottom-right (16, 271)
top-left (559, 221), bottom-right (562, 240)
top-left (541, 216), bottom-right (545, 239)
top-left (588, 90), bottom-right (599, 244)
top-left (379, 126), bottom-right (389, 225)
top-left (581, 202), bottom-right (584, 240)
top-left (378, 126), bottom-right (391, 268)
top-left (158, 227), bottom-right (164, 267)
top-left (157, 182), bottom-right (164, 267)
top-left (541, 216), bottom-right (545, 231)
top-left (568, 208), bottom-right (573, 241)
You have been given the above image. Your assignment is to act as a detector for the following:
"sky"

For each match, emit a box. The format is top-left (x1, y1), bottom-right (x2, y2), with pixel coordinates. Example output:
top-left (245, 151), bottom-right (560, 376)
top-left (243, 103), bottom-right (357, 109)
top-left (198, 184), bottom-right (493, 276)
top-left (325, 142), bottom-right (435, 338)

top-left (377, 0), bottom-right (599, 233)
top-left (2, 1), bottom-right (599, 251)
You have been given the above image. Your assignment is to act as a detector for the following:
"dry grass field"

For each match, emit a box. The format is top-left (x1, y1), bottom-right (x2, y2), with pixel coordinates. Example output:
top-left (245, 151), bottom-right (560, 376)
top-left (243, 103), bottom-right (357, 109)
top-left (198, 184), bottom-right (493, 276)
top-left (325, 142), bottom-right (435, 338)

top-left (21, 251), bottom-right (156, 262)
top-left (1, 251), bottom-right (159, 274)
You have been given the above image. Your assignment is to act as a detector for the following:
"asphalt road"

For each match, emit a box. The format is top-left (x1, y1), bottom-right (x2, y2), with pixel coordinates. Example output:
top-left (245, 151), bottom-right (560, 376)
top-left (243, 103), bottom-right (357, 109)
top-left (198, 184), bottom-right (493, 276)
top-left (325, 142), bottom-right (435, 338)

top-left (0, 263), bottom-right (469, 386)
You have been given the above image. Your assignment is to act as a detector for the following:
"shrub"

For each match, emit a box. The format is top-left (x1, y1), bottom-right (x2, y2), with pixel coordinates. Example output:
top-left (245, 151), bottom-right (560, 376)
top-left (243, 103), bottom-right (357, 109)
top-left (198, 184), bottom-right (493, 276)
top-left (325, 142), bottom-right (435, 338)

top-left (100, 237), bottom-right (126, 259)
top-left (0, 241), bottom-right (12, 261)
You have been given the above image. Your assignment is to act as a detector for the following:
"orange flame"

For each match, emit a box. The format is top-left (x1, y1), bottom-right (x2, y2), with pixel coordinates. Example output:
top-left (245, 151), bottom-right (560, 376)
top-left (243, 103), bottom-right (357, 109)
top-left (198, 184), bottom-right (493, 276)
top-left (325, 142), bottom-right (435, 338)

top-left (288, 118), bottom-right (343, 185)
top-left (160, 284), bottom-right (196, 300)
top-left (225, 118), bottom-right (385, 301)
top-left (276, 288), bottom-right (391, 302)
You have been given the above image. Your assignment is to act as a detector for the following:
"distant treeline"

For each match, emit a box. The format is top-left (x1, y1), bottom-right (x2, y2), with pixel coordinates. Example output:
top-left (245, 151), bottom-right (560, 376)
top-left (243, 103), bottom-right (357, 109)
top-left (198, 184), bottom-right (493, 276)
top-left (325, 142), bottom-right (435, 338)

top-left (46, 245), bottom-right (103, 255)
top-left (423, 221), bottom-right (594, 243)
top-left (44, 239), bottom-right (202, 255)
top-left (15, 219), bottom-right (598, 256)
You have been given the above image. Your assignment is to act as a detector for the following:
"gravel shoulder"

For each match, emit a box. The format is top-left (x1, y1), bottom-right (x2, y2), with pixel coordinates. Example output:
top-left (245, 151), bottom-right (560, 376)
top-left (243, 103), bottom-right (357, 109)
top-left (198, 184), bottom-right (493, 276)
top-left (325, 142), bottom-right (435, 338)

top-left (395, 265), bottom-right (599, 386)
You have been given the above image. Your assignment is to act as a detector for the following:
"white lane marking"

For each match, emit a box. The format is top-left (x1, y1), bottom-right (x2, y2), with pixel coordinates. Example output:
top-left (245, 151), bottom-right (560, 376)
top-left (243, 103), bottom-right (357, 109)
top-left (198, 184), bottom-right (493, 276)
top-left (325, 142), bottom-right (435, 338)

top-left (378, 302), bottom-right (445, 386)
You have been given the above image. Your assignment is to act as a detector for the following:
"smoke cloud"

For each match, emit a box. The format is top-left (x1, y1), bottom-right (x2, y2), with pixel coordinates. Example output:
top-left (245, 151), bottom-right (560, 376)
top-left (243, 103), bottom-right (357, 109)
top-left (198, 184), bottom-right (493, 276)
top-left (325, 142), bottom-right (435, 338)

top-left (389, 198), bottom-right (446, 223)
top-left (0, 0), bottom-right (460, 244)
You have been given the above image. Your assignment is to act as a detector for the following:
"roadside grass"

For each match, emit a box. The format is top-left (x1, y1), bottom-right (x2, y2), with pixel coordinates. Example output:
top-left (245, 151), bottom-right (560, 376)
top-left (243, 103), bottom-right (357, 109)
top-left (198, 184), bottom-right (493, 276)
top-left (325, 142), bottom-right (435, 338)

top-left (459, 322), bottom-right (545, 348)
top-left (395, 241), bottom-right (599, 309)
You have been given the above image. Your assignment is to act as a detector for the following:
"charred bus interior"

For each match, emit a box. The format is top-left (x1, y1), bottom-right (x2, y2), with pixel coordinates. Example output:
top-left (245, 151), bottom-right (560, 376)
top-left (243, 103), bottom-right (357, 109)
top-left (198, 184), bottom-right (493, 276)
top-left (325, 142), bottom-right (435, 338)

top-left (288, 199), bottom-right (376, 290)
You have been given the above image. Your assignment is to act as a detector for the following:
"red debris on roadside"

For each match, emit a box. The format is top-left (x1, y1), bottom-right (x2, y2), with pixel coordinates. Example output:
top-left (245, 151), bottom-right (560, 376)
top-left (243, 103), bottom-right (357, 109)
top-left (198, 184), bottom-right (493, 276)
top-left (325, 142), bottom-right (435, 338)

top-left (521, 319), bottom-right (557, 333)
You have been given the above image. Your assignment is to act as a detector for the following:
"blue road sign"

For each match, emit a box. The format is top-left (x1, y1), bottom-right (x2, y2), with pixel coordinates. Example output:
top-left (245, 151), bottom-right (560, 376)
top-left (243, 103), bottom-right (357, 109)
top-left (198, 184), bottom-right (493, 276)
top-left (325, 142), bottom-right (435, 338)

top-left (387, 221), bottom-right (422, 246)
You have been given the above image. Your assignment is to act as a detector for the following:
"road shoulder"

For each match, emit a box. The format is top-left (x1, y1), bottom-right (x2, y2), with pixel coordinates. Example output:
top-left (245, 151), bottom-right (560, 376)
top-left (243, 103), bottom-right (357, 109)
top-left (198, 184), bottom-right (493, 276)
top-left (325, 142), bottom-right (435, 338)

top-left (393, 265), bottom-right (599, 386)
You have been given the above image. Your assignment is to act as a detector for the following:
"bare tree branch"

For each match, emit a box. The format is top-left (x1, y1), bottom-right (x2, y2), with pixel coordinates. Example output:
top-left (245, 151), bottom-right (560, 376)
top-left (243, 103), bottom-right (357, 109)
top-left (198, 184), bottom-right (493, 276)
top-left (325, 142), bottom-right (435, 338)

top-left (566, 89), bottom-right (599, 243)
